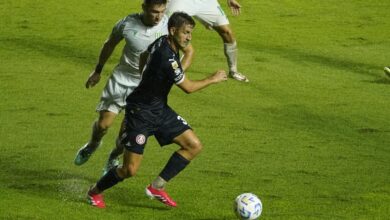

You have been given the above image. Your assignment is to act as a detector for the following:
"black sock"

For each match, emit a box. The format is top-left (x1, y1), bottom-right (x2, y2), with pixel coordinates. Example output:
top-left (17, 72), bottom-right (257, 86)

top-left (159, 152), bottom-right (190, 182)
top-left (96, 168), bottom-right (124, 192)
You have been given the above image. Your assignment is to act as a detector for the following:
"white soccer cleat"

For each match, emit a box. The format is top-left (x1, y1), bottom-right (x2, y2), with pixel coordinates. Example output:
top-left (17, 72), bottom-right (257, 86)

top-left (384, 66), bottom-right (390, 77)
top-left (230, 71), bottom-right (249, 82)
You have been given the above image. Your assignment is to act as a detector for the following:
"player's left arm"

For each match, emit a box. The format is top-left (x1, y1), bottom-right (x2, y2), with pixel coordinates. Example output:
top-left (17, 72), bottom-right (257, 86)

top-left (180, 44), bottom-right (194, 71)
top-left (177, 70), bottom-right (227, 94)
top-left (227, 0), bottom-right (242, 16)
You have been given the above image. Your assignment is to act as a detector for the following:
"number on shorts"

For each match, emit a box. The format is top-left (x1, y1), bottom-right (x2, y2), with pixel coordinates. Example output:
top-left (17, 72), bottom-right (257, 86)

top-left (177, 116), bottom-right (188, 125)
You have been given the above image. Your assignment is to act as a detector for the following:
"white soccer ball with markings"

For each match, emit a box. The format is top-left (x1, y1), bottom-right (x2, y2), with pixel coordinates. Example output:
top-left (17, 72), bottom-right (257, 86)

top-left (234, 193), bottom-right (262, 220)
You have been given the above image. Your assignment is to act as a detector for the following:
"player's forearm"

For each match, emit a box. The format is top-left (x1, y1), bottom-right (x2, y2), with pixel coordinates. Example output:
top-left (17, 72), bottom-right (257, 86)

top-left (182, 77), bottom-right (216, 94)
top-left (181, 53), bottom-right (192, 72)
top-left (180, 45), bottom-right (194, 71)
top-left (179, 69), bottom-right (226, 93)
top-left (95, 40), bottom-right (116, 73)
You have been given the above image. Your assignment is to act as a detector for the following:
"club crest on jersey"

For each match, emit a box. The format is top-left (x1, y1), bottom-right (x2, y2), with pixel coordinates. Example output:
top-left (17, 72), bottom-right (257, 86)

top-left (171, 60), bottom-right (179, 70)
top-left (135, 134), bottom-right (146, 145)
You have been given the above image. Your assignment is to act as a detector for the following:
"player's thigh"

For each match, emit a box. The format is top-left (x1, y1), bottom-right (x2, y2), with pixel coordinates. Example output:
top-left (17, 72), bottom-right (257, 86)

top-left (194, 0), bottom-right (230, 28)
top-left (154, 106), bottom-right (191, 146)
top-left (172, 129), bottom-right (202, 150)
top-left (120, 149), bottom-right (144, 177)
top-left (96, 77), bottom-right (130, 115)
top-left (166, 0), bottom-right (197, 16)
top-left (120, 106), bottom-right (155, 154)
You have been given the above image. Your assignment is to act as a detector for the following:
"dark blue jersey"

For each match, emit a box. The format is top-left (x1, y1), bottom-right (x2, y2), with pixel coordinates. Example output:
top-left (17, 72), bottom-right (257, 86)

top-left (126, 35), bottom-right (185, 109)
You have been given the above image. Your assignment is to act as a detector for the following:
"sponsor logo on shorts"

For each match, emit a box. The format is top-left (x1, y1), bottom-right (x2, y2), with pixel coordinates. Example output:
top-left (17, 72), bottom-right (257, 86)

top-left (135, 134), bottom-right (146, 145)
top-left (177, 116), bottom-right (188, 125)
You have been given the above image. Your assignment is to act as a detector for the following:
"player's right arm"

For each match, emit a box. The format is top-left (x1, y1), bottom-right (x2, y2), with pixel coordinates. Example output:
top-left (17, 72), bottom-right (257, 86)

top-left (85, 35), bottom-right (122, 88)
top-left (227, 0), bottom-right (242, 16)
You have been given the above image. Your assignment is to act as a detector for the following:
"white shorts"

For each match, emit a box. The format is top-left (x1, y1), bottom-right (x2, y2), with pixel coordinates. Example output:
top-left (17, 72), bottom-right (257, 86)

top-left (96, 76), bottom-right (140, 114)
top-left (166, 0), bottom-right (230, 28)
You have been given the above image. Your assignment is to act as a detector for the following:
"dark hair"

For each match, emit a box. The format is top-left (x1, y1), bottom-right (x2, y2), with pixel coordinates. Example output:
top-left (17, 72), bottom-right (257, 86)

top-left (168, 12), bottom-right (195, 29)
top-left (144, 0), bottom-right (167, 6)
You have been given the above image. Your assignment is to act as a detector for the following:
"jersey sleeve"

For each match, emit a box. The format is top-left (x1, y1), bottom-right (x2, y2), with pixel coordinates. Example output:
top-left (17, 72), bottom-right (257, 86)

top-left (110, 17), bottom-right (126, 41)
top-left (165, 56), bottom-right (185, 85)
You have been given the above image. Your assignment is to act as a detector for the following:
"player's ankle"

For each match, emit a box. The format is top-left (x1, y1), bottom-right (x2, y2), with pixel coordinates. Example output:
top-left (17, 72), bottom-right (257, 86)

top-left (151, 176), bottom-right (167, 190)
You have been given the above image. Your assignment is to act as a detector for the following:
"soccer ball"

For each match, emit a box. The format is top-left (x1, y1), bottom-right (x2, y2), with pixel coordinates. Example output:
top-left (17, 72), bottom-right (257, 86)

top-left (234, 193), bottom-right (262, 220)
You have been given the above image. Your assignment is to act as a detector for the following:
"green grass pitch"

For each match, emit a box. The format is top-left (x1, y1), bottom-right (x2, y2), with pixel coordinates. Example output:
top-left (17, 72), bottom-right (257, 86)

top-left (0, 0), bottom-right (389, 219)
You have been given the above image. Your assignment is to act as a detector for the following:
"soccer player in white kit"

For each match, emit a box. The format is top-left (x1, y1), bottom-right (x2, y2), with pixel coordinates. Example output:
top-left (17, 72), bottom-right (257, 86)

top-left (165, 0), bottom-right (248, 82)
top-left (74, 0), bottom-right (193, 170)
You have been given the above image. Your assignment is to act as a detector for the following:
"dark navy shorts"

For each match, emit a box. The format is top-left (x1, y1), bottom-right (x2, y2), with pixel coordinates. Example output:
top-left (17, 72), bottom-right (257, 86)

top-left (121, 104), bottom-right (191, 154)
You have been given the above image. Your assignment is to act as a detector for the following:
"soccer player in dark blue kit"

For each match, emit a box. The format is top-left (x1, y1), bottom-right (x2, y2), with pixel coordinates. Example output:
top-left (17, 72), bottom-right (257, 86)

top-left (86, 12), bottom-right (227, 208)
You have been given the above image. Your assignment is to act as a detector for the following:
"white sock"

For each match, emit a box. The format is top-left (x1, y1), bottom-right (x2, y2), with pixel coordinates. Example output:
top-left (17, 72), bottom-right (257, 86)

top-left (224, 41), bottom-right (238, 73)
top-left (151, 176), bottom-right (167, 190)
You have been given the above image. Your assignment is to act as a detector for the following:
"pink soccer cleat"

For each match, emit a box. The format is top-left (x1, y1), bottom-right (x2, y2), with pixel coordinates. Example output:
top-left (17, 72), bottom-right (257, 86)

top-left (87, 191), bottom-right (106, 208)
top-left (145, 185), bottom-right (177, 207)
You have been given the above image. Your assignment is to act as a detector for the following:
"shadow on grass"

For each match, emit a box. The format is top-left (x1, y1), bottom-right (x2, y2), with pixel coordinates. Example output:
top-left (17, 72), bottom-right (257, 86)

top-left (0, 161), bottom-right (96, 202)
top-left (0, 37), bottom-right (94, 66)
top-left (110, 187), bottom-right (172, 211)
top-left (242, 41), bottom-right (382, 77)
top-left (367, 77), bottom-right (390, 84)
top-left (0, 157), bottom-right (186, 210)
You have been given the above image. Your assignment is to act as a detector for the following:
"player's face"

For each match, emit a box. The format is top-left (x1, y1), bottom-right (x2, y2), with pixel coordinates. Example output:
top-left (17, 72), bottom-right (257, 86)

top-left (172, 24), bottom-right (193, 50)
top-left (142, 3), bottom-right (166, 26)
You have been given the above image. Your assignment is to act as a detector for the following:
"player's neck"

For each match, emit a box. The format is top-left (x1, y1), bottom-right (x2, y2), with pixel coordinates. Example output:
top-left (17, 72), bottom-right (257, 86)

top-left (167, 36), bottom-right (179, 53)
top-left (140, 13), bottom-right (154, 27)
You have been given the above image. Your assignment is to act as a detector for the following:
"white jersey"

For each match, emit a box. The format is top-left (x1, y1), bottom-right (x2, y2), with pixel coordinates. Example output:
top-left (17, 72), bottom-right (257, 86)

top-left (111, 13), bottom-right (168, 86)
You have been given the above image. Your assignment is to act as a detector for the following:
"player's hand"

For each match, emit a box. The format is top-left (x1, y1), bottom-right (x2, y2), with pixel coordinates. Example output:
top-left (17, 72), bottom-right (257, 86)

top-left (211, 70), bottom-right (228, 83)
top-left (227, 0), bottom-right (241, 16)
top-left (85, 71), bottom-right (101, 88)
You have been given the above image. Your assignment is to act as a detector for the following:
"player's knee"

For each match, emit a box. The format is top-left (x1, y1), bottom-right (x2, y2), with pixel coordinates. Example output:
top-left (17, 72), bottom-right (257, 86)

top-left (189, 139), bottom-right (203, 156)
top-left (217, 27), bottom-right (235, 43)
top-left (97, 112), bottom-right (116, 130)
top-left (119, 164), bottom-right (138, 178)
top-left (126, 165), bottom-right (138, 178)
top-left (97, 119), bottom-right (112, 131)
top-left (222, 28), bottom-right (233, 37)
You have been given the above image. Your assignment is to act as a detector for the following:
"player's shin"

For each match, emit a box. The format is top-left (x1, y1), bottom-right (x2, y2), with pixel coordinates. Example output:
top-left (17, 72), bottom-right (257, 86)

top-left (89, 121), bottom-right (107, 149)
top-left (224, 41), bottom-right (238, 73)
top-left (96, 168), bottom-right (124, 192)
top-left (158, 151), bottom-right (190, 185)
